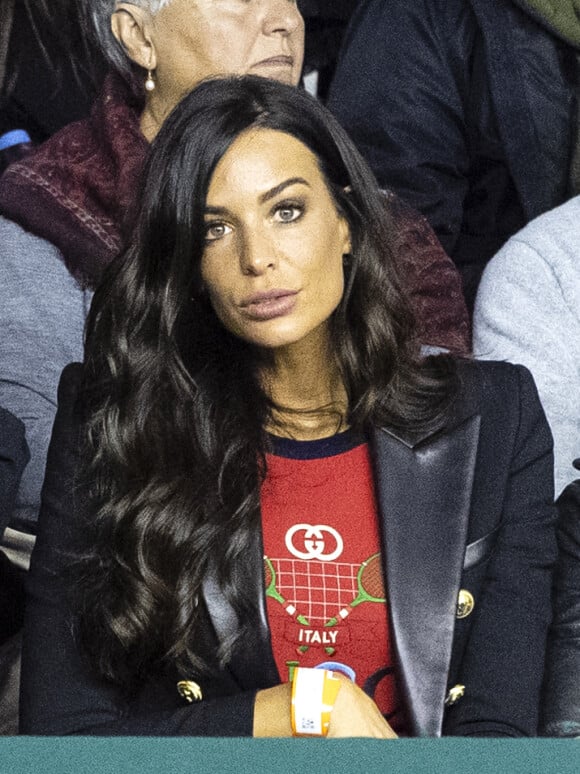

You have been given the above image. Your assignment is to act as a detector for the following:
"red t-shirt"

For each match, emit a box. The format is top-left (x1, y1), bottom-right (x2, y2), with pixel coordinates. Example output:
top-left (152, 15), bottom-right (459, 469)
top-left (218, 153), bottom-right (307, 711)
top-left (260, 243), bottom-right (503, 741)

top-left (260, 430), bottom-right (406, 732)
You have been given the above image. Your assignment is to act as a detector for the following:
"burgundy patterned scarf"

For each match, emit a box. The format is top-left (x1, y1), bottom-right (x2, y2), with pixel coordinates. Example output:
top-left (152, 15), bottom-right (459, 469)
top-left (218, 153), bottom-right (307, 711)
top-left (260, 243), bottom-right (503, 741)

top-left (0, 72), bottom-right (148, 289)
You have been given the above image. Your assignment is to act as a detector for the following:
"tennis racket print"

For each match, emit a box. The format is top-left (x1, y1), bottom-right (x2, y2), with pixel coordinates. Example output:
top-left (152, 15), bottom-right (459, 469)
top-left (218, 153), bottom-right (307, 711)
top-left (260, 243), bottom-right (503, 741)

top-left (264, 556), bottom-right (310, 625)
top-left (324, 553), bottom-right (385, 626)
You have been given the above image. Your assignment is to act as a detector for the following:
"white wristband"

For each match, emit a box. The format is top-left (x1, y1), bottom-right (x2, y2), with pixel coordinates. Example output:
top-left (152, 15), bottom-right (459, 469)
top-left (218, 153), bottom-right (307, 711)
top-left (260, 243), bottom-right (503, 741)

top-left (291, 667), bottom-right (341, 737)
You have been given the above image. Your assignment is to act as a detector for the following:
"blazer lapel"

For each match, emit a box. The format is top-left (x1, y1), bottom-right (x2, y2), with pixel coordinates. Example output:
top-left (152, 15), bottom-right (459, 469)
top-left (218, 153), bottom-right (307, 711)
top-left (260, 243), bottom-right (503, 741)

top-left (371, 413), bottom-right (481, 736)
top-left (202, 525), bottom-right (279, 691)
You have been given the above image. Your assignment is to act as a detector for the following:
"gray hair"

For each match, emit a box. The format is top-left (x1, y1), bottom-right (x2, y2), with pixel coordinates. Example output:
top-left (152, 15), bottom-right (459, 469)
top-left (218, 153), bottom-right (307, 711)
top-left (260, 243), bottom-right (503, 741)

top-left (81, 1), bottom-right (174, 76)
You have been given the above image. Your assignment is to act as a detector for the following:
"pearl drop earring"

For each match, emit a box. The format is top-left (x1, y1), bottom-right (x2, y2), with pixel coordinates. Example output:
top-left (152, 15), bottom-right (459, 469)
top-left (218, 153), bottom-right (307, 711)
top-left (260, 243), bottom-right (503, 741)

top-left (145, 70), bottom-right (155, 92)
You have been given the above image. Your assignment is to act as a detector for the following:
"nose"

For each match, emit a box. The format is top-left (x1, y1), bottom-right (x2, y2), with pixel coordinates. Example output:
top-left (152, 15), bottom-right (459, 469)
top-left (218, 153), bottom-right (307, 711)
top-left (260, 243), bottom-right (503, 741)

top-left (262, 0), bottom-right (303, 36)
top-left (239, 230), bottom-right (278, 276)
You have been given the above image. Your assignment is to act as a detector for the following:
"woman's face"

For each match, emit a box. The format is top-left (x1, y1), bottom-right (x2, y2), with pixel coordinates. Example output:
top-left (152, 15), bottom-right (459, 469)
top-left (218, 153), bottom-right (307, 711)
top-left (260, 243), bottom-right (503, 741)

top-left (200, 129), bottom-right (351, 354)
top-left (147, 0), bottom-right (304, 107)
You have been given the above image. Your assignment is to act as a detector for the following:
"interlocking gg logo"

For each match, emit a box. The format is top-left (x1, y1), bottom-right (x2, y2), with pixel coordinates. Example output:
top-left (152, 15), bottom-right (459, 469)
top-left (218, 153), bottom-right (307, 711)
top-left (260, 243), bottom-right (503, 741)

top-left (285, 524), bottom-right (344, 561)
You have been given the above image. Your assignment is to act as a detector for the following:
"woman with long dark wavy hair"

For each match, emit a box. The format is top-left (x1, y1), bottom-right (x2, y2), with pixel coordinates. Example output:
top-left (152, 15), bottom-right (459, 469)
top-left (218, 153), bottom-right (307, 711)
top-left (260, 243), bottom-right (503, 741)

top-left (21, 76), bottom-right (556, 738)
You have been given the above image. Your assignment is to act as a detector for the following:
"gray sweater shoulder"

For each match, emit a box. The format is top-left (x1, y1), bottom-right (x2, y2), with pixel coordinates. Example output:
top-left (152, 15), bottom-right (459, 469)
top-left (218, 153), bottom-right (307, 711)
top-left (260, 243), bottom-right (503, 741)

top-left (473, 197), bottom-right (580, 496)
top-left (0, 215), bottom-right (91, 532)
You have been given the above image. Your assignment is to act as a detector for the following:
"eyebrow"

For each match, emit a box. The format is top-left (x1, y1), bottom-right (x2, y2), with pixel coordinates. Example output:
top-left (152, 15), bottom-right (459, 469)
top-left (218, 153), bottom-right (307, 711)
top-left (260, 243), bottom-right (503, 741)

top-left (259, 177), bottom-right (310, 204)
top-left (204, 177), bottom-right (310, 215)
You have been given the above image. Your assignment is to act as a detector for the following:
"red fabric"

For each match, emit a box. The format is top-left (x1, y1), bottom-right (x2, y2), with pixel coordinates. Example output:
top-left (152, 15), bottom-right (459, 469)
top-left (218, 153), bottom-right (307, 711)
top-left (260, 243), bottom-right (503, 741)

top-left (388, 191), bottom-right (471, 353)
top-left (261, 442), bottom-right (407, 732)
top-left (0, 73), bottom-right (147, 289)
top-left (0, 71), bottom-right (470, 351)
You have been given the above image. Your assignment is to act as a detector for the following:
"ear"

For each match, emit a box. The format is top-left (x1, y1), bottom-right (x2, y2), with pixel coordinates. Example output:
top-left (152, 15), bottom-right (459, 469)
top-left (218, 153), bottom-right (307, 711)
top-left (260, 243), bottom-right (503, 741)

top-left (112, 3), bottom-right (157, 70)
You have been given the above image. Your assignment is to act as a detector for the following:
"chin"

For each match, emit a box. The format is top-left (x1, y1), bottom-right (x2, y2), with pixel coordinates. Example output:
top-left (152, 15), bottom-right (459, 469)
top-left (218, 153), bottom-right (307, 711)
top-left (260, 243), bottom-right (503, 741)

top-left (242, 331), bottom-right (304, 351)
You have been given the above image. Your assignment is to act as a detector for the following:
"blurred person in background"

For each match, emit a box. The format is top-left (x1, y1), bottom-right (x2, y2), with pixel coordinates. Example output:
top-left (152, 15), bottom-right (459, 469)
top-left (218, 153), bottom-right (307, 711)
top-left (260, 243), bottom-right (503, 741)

top-left (473, 197), bottom-right (580, 497)
top-left (327, 0), bottom-right (580, 310)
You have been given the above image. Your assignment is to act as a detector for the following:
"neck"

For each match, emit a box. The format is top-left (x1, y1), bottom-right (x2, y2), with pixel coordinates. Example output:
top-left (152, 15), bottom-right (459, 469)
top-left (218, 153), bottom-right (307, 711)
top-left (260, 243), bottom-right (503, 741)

top-left (262, 334), bottom-right (348, 441)
top-left (139, 94), bottom-right (173, 142)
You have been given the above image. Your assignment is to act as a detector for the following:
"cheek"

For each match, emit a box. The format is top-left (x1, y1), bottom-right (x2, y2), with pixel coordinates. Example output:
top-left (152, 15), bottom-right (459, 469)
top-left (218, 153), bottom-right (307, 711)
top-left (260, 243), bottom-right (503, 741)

top-left (205, 280), bottom-right (229, 317)
top-left (201, 261), bottom-right (225, 307)
top-left (322, 248), bottom-right (346, 297)
top-left (329, 265), bottom-right (345, 313)
top-left (204, 277), bottom-right (243, 337)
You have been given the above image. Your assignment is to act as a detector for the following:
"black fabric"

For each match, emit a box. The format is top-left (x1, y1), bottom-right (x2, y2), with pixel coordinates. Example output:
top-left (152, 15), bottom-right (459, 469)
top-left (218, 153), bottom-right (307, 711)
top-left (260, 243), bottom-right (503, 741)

top-left (0, 553), bottom-right (25, 647)
top-left (299, 1), bottom-right (358, 99)
top-left (267, 428), bottom-right (364, 459)
top-left (327, 0), bottom-right (576, 309)
top-left (0, 1), bottom-right (105, 143)
top-left (0, 406), bottom-right (28, 648)
top-left (541, 478), bottom-right (580, 737)
top-left (20, 361), bottom-right (556, 736)
top-left (0, 406), bottom-right (29, 536)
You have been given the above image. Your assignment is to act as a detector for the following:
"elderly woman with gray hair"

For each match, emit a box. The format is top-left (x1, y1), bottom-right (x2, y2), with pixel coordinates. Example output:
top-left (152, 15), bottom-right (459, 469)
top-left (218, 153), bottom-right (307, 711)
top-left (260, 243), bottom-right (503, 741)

top-left (0, 1), bottom-right (469, 546)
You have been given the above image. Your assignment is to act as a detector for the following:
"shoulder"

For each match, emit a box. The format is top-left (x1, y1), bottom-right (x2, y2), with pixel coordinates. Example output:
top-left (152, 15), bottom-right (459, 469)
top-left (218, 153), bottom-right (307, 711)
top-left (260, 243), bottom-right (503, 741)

top-left (0, 215), bottom-right (87, 327)
top-left (334, 0), bottom-right (473, 73)
top-left (454, 358), bottom-right (538, 403)
top-left (0, 214), bottom-right (59, 253)
top-left (448, 359), bottom-right (545, 440)
top-left (389, 357), bottom-right (543, 449)
top-left (445, 359), bottom-right (553, 494)
top-left (478, 198), bottom-right (580, 294)
top-left (474, 199), bottom-right (580, 344)
top-left (347, 0), bottom-right (467, 28)
top-left (0, 215), bottom-right (70, 276)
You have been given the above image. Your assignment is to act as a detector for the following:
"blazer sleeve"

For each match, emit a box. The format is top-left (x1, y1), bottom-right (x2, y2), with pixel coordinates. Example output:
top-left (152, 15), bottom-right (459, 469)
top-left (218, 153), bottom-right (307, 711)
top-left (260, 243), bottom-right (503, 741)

top-left (445, 364), bottom-right (558, 736)
top-left (20, 364), bottom-right (257, 736)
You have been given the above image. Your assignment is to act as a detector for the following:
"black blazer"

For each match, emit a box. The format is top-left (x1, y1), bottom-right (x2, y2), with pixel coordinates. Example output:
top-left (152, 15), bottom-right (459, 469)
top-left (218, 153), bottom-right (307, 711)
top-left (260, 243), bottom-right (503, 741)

top-left (20, 360), bottom-right (557, 736)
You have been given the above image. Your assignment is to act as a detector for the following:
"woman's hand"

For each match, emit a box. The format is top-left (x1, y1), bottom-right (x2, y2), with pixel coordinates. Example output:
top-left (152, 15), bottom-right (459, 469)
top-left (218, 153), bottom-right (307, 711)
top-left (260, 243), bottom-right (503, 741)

top-left (327, 674), bottom-right (398, 738)
top-left (253, 676), bottom-right (397, 738)
top-left (253, 683), bottom-right (293, 737)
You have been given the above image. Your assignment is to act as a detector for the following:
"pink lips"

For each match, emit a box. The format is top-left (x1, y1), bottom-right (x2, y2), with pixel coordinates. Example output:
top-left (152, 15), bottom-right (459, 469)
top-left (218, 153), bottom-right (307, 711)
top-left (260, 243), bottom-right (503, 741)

top-left (240, 290), bottom-right (298, 321)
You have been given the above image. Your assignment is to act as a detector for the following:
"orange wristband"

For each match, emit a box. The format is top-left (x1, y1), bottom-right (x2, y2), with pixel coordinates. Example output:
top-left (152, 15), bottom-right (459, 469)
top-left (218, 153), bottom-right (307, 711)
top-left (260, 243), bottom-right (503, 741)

top-left (290, 667), bottom-right (341, 737)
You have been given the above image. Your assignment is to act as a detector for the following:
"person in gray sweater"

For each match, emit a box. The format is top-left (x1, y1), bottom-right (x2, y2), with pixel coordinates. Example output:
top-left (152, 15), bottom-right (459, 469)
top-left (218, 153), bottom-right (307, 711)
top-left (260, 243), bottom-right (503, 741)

top-left (0, 224), bottom-right (90, 536)
top-left (473, 196), bottom-right (580, 496)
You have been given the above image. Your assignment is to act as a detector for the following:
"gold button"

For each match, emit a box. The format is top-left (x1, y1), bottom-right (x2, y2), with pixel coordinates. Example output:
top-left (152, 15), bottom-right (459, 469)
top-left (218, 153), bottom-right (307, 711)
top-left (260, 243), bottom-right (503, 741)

top-left (456, 589), bottom-right (475, 619)
top-left (177, 680), bottom-right (203, 703)
top-left (445, 684), bottom-right (465, 706)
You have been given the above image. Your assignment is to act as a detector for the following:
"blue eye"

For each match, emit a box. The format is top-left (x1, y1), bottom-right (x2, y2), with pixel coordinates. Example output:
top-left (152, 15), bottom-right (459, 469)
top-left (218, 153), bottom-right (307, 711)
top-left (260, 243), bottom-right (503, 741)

top-left (273, 202), bottom-right (304, 223)
top-left (204, 222), bottom-right (232, 242)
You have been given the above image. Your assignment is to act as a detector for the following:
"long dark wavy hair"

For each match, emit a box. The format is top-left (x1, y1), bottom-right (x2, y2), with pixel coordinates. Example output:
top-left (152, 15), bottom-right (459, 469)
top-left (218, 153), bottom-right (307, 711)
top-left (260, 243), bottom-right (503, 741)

top-left (76, 75), bottom-right (456, 690)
